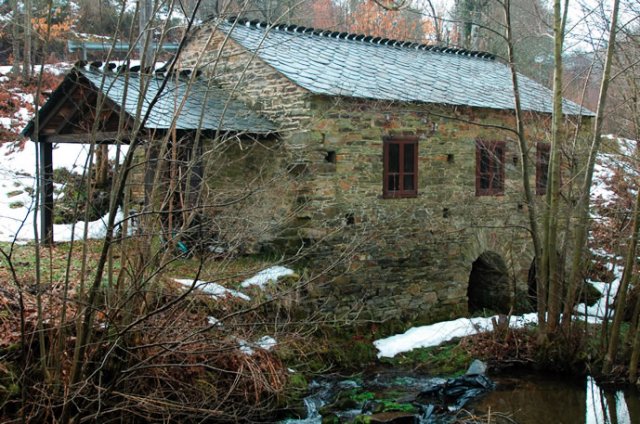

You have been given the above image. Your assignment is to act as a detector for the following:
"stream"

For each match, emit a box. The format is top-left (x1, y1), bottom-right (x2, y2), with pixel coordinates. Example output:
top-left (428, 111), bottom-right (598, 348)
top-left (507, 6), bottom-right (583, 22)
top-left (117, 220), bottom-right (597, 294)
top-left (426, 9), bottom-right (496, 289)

top-left (471, 371), bottom-right (640, 424)
top-left (283, 366), bottom-right (640, 423)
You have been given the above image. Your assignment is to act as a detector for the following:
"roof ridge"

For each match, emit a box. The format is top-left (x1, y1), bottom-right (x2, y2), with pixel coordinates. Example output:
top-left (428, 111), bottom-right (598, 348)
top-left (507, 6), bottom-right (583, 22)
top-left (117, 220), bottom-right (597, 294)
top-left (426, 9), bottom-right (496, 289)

top-left (74, 61), bottom-right (203, 80)
top-left (224, 16), bottom-right (496, 61)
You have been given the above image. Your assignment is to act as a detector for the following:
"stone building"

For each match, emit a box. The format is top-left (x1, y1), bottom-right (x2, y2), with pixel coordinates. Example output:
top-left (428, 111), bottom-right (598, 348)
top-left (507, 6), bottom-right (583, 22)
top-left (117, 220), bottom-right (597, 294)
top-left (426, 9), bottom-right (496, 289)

top-left (25, 17), bottom-right (593, 326)
top-left (174, 17), bottom-right (593, 325)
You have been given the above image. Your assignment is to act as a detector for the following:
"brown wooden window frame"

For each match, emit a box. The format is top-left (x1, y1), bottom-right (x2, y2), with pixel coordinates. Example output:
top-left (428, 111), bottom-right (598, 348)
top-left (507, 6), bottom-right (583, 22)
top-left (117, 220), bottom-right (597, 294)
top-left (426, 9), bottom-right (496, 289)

top-left (475, 140), bottom-right (505, 196)
top-left (536, 142), bottom-right (551, 195)
top-left (383, 136), bottom-right (419, 198)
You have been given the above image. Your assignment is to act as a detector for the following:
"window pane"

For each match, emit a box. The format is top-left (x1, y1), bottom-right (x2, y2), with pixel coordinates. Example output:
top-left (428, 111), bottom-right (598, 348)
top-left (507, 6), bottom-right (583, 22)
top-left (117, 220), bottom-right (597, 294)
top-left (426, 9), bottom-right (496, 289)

top-left (480, 148), bottom-right (490, 173)
top-left (492, 146), bottom-right (502, 173)
top-left (404, 143), bottom-right (415, 172)
top-left (492, 173), bottom-right (503, 191)
top-left (539, 172), bottom-right (548, 190)
top-left (403, 175), bottom-right (414, 191)
top-left (480, 174), bottom-right (490, 189)
top-left (388, 143), bottom-right (400, 173)
top-left (388, 175), bottom-right (399, 191)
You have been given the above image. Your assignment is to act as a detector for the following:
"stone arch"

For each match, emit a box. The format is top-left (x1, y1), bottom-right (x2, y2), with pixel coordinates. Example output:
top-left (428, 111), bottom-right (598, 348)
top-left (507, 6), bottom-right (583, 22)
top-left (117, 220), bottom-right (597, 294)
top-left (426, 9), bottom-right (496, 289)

top-left (460, 227), bottom-right (534, 314)
top-left (467, 251), bottom-right (511, 313)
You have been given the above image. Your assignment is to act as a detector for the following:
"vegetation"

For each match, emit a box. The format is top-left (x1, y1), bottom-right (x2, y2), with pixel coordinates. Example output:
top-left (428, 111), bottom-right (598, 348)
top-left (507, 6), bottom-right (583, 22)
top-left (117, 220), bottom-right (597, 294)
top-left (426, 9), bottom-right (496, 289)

top-left (381, 342), bottom-right (473, 376)
top-left (2, 0), bottom-right (640, 422)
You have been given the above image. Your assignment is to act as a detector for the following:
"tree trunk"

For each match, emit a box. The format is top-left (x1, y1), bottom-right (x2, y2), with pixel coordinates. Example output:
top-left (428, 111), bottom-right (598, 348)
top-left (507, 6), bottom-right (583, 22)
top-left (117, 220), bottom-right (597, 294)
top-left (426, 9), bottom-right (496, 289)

top-left (604, 175), bottom-right (640, 374)
top-left (138, 0), bottom-right (154, 69)
top-left (544, 0), bottom-right (568, 333)
top-left (23, 0), bottom-right (32, 80)
top-left (9, 0), bottom-right (21, 75)
top-left (95, 144), bottom-right (109, 188)
top-left (502, 0), bottom-right (544, 325)
top-left (564, 0), bottom-right (621, 328)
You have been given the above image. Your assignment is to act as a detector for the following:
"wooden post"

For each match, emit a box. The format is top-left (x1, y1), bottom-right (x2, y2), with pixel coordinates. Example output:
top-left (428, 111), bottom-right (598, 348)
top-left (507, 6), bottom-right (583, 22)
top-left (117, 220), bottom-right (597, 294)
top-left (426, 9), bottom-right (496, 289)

top-left (39, 139), bottom-right (54, 244)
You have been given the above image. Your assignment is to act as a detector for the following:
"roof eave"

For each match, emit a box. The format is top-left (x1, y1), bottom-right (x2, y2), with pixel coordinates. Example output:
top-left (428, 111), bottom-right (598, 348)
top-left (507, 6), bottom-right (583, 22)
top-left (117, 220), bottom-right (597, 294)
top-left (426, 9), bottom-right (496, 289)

top-left (21, 70), bottom-right (81, 139)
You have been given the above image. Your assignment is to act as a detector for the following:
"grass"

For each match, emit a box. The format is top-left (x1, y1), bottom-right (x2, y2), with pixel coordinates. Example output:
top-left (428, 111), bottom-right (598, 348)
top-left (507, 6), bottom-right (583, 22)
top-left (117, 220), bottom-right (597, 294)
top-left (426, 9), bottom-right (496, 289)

top-left (380, 341), bottom-right (472, 376)
top-left (162, 253), bottom-right (276, 287)
top-left (0, 239), bottom-right (282, 290)
top-left (0, 240), bottom-right (105, 287)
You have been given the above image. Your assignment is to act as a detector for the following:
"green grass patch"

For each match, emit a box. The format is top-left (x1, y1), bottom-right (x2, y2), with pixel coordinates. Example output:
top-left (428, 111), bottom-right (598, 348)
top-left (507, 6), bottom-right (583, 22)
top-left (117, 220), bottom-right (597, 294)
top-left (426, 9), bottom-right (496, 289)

top-left (376, 400), bottom-right (416, 413)
top-left (381, 341), bottom-right (471, 376)
top-left (350, 390), bottom-right (375, 403)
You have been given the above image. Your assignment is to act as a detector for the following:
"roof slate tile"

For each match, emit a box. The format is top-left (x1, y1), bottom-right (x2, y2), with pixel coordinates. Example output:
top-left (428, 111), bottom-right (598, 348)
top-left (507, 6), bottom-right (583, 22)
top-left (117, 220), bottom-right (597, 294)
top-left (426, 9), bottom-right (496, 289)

top-left (216, 20), bottom-right (590, 116)
top-left (79, 67), bottom-right (276, 133)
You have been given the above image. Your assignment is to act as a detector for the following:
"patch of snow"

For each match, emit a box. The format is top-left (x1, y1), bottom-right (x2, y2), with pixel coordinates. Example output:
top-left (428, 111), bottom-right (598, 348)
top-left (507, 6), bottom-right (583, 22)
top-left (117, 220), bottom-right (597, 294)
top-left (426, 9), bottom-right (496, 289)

top-left (0, 64), bottom-right (71, 77)
top-left (591, 159), bottom-right (617, 207)
top-left (257, 336), bottom-right (277, 350)
top-left (173, 278), bottom-right (250, 300)
top-left (14, 107), bottom-right (32, 126)
top-left (374, 313), bottom-right (538, 358)
top-left (207, 316), bottom-right (221, 326)
top-left (575, 261), bottom-right (623, 320)
top-left (241, 266), bottom-right (295, 288)
top-left (72, 32), bottom-right (113, 40)
top-left (238, 336), bottom-right (277, 355)
top-left (238, 339), bottom-right (254, 355)
top-left (0, 141), bottom-right (130, 243)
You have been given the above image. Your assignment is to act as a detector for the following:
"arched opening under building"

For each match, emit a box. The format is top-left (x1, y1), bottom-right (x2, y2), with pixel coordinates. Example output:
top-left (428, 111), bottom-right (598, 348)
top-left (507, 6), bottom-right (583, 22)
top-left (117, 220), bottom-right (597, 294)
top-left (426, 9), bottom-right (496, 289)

top-left (467, 251), bottom-right (512, 314)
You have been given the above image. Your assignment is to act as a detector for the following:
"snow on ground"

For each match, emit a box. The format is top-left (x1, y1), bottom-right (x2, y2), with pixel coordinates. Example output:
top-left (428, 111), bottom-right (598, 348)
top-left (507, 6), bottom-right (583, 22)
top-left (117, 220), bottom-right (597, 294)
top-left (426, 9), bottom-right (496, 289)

top-left (591, 137), bottom-right (639, 209)
top-left (173, 278), bottom-right (251, 300)
top-left (240, 266), bottom-right (295, 288)
top-left (0, 140), bottom-right (129, 243)
top-left (238, 336), bottom-right (277, 355)
top-left (374, 313), bottom-right (538, 358)
top-left (575, 261), bottom-right (623, 320)
top-left (592, 159), bottom-right (617, 207)
top-left (257, 335), bottom-right (277, 350)
top-left (0, 63), bottom-right (71, 77)
top-left (207, 316), bottom-right (221, 326)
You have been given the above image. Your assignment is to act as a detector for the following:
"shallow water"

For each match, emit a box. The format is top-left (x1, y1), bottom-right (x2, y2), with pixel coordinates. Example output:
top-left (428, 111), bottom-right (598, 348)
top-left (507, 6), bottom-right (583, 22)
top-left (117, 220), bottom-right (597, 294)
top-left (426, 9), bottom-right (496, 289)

top-left (282, 369), bottom-right (640, 423)
top-left (470, 372), bottom-right (640, 424)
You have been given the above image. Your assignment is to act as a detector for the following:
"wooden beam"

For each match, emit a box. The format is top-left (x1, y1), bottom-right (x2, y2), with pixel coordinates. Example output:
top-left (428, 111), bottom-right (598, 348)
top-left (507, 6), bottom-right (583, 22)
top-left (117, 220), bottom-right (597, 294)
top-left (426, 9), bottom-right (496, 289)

top-left (36, 79), bottom-right (79, 135)
top-left (42, 131), bottom-right (132, 144)
top-left (39, 140), bottom-right (54, 245)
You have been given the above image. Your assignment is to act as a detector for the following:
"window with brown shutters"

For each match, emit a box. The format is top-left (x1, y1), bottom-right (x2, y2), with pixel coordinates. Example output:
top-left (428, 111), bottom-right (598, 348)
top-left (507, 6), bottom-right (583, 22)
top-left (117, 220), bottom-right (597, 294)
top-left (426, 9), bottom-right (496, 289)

top-left (536, 142), bottom-right (551, 195)
top-left (476, 140), bottom-right (505, 196)
top-left (383, 136), bottom-right (418, 198)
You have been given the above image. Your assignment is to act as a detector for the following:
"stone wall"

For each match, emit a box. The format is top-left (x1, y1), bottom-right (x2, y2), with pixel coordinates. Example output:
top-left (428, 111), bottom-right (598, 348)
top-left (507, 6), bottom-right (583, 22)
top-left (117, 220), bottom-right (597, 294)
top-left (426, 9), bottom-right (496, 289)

top-left (198, 135), bottom-right (297, 253)
top-left (180, 24), bottom-right (312, 133)
top-left (286, 97), bottom-right (586, 325)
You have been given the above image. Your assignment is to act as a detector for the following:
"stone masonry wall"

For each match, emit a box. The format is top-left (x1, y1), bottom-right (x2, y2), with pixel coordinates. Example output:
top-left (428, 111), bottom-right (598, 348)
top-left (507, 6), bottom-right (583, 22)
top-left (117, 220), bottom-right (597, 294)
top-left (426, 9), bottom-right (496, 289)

top-left (290, 97), bottom-right (583, 325)
top-left (179, 23), bottom-right (312, 134)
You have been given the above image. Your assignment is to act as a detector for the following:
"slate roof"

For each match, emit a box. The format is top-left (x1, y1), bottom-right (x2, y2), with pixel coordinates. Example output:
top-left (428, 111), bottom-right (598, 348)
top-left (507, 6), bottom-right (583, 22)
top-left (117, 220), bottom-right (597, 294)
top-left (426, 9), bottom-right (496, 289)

top-left (24, 64), bottom-right (276, 137)
top-left (218, 18), bottom-right (592, 116)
